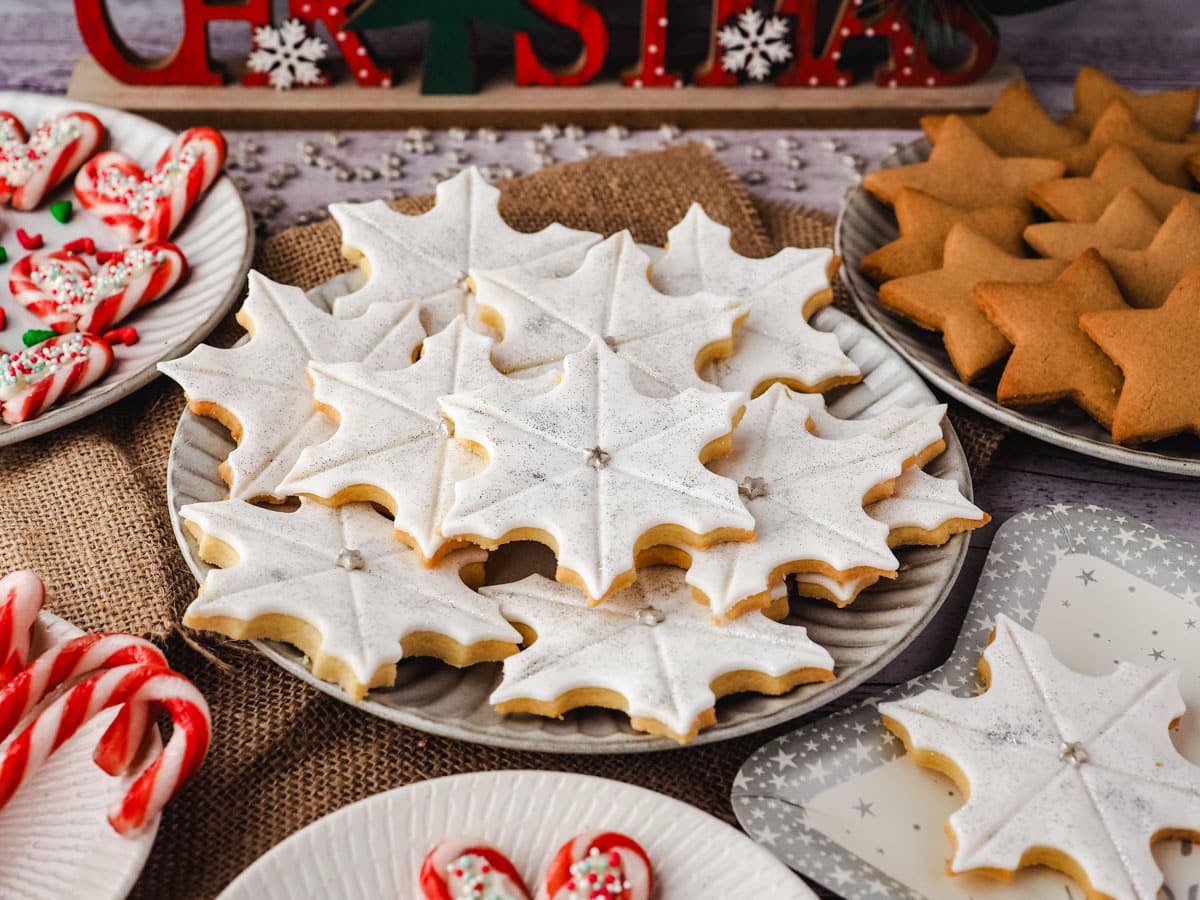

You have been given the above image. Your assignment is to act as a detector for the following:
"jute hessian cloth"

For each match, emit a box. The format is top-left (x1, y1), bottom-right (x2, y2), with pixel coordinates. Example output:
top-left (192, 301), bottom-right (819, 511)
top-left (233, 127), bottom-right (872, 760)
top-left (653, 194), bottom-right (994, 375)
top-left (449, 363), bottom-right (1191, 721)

top-left (0, 144), bottom-right (1005, 898)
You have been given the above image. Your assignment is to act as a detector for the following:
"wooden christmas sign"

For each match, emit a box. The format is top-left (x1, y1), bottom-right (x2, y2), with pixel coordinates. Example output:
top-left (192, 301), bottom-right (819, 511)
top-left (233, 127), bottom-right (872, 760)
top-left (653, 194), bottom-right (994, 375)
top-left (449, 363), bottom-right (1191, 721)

top-left (67, 0), bottom-right (1020, 128)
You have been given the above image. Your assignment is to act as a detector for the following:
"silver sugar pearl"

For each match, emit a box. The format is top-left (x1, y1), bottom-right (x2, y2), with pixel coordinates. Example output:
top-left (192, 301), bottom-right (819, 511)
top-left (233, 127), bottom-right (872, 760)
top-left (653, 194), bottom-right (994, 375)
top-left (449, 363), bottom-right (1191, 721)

top-left (334, 166), bottom-right (354, 182)
top-left (325, 131), bottom-right (347, 148)
top-left (842, 153), bottom-right (865, 172)
top-left (240, 158), bottom-right (260, 173)
top-left (702, 135), bottom-right (728, 152)
top-left (606, 124), bottom-right (630, 141)
top-left (741, 169), bottom-right (766, 185)
top-left (658, 123), bottom-right (682, 140)
top-left (335, 548), bottom-right (365, 571)
top-left (739, 476), bottom-right (768, 500)
top-left (776, 135), bottom-right (800, 150)
top-left (746, 145), bottom-right (767, 161)
top-left (448, 126), bottom-right (471, 143)
top-left (818, 137), bottom-right (845, 152)
top-left (282, 163), bottom-right (299, 177)
top-left (539, 123), bottom-right (562, 140)
top-left (564, 123), bottom-right (586, 141)
top-left (1058, 741), bottom-right (1089, 767)
top-left (356, 165), bottom-right (381, 181)
top-left (785, 177), bottom-right (807, 192)
top-left (635, 606), bottom-right (665, 626)
top-left (405, 127), bottom-right (431, 140)
top-left (577, 143), bottom-right (598, 159)
top-left (445, 148), bottom-right (471, 164)
top-left (785, 156), bottom-right (807, 170)
top-left (477, 127), bottom-right (502, 143)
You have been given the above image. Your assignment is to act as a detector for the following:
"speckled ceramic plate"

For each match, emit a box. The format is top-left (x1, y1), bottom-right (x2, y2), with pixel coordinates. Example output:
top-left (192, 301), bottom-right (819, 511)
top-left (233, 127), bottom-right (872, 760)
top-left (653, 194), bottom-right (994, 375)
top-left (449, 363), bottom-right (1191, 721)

top-left (0, 611), bottom-right (160, 900)
top-left (837, 137), bottom-right (1200, 477)
top-left (218, 770), bottom-right (816, 900)
top-left (0, 91), bottom-right (252, 446)
top-left (166, 275), bottom-right (974, 753)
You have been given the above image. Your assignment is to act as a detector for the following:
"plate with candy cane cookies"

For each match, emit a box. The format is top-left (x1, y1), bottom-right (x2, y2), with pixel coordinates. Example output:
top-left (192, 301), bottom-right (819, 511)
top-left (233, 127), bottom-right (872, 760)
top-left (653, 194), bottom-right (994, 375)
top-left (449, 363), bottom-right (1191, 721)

top-left (164, 168), bottom-right (985, 752)
top-left (0, 570), bottom-right (211, 899)
top-left (838, 69), bottom-right (1200, 476)
top-left (219, 770), bottom-right (815, 899)
top-left (0, 91), bottom-right (251, 445)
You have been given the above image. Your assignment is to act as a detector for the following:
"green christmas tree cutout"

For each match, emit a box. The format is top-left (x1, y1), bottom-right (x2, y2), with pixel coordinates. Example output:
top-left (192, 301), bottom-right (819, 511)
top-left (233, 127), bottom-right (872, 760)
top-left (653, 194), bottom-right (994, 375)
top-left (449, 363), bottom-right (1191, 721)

top-left (346, 0), bottom-right (549, 94)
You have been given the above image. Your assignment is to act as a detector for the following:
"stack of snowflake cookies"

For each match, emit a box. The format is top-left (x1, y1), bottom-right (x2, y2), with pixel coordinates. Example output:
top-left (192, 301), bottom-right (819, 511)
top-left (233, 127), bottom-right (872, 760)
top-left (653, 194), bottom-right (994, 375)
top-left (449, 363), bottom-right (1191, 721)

top-left (860, 65), bottom-right (1200, 447)
top-left (163, 166), bottom-right (986, 744)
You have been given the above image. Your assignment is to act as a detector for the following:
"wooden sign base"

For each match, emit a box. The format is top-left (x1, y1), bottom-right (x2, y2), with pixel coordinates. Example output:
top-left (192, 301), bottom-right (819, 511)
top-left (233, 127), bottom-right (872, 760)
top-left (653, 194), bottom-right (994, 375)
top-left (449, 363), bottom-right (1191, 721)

top-left (67, 54), bottom-right (1022, 130)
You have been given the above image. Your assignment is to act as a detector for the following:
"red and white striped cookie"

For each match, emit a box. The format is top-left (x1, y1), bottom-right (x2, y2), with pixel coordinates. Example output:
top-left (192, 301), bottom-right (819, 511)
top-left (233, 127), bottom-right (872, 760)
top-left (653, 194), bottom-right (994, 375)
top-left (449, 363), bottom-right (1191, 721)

top-left (0, 571), bottom-right (44, 690)
top-left (0, 111), bottom-right (105, 210)
top-left (75, 126), bottom-right (225, 242)
top-left (0, 333), bottom-right (113, 424)
top-left (10, 242), bottom-right (187, 334)
top-left (421, 838), bottom-right (532, 900)
top-left (538, 833), bottom-right (652, 900)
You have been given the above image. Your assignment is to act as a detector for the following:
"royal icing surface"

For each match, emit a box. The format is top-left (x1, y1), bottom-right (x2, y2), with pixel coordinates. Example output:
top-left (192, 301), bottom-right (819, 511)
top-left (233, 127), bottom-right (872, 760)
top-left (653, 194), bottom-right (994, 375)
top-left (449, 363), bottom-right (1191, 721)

top-left (539, 832), bottom-right (652, 900)
top-left (10, 242), bottom-right (187, 334)
top-left (0, 111), bottom-right (104, 210)
top-left (440, 338), bottom-right (753, 602)
top-left (484, 567), bottom-right (834, 739)
top-left (880, 615), bottom-right (1200, 900)
top-left (473, 230), bottom-right (747, 396)
top-left (865, 465), bottom-right (984, 536)
top-left (680, 386), bottom-right (945, 619)
top-left (279, 317), bottom-right (552, 561)
top-left (649, 204), bottom-right (859, 395)
top-left (181, 499), bottom-right (519, 692)
top-left (159, 271), bottom-right (425, 502)
top-left (330, 167), bottom-right (600, 333)
top-left (0, 333), bottom-right (112, 424)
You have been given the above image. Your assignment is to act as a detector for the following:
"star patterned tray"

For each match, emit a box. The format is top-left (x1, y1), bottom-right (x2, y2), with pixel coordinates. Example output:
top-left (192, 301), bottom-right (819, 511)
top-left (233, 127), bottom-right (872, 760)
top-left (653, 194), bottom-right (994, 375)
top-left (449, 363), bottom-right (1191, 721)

top-left (732, 504), bottom-right (1200, 899)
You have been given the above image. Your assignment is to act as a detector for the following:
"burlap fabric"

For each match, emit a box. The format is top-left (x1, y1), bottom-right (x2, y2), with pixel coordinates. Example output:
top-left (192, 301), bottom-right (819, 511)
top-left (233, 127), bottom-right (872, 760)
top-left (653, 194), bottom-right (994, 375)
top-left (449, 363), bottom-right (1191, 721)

top-left (0, 143), bottom-right (1005, 898)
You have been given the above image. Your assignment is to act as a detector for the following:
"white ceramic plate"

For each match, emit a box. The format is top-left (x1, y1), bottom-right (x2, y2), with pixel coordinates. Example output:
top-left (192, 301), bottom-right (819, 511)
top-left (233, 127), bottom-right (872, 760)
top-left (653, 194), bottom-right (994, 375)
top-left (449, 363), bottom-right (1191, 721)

top-left (218, 770), bottom-right (816, 900)
top-left (166, 275), bottom-right (974, 753)
top-left (0, 91), bottom-right (252, 446)
top-left (0, 611), bottom-right (160, 900)
top-left (837, 137), bottom-right (1200, 476)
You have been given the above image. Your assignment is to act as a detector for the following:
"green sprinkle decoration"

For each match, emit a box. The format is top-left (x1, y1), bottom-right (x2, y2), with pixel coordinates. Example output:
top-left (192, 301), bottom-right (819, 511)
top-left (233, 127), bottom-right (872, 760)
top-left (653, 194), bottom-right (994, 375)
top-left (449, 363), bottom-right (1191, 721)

top-left (0, 246), bottom-right (7, 264)
top-left (22, 329), bottom-right (57, 348)
top-left (50, 200), bottom-right (73, 224)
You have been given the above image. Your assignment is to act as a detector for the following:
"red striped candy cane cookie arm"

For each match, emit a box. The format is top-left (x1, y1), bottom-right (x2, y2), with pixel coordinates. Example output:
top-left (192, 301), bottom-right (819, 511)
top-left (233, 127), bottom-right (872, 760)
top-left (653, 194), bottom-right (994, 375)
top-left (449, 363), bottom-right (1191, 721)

top-left (10, 112), bottom-right (105, 211)
top-left (0, 333), bottom-right (113, 424)
top-left (73, 152), bottom-right (146, 243)
top-left (538, 832), bottom-right (653, 900)
top-left (141, 128), bottom-right (226, 242)
top-left (421, 839), bottom-right (532, 900)
top-left (0, 570), bottom-right (44, 689)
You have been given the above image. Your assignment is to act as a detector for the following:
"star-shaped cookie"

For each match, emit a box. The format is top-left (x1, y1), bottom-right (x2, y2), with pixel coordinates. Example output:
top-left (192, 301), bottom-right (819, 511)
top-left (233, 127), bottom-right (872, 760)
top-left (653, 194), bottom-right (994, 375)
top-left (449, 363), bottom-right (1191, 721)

top-left (473, 230), bottom-right (747, 396)
top-left (1024, 187), bottom-right (1160, 260)
top-left (878, 226), bottom-right (1067, 383)
top-left (1065, 66), bottom-right (1199, 141)
top-left (330, 166), bottom-right (600, 333)
top-left (1099, 199), bottom-right (1200, 308)
top-left (881, 615), bottom-right (1200, 900)
top-left (974, 250), bottom-right (1128, 428)
top-left (863, 117), bottom-right (1064, 215)
top-left (860, 188), bottom-right (1029, 283)
top-left (1081, 265), bottom-right (1200, 444)
top-left (181, 499), bottom-right (521, 700)
top-left (1053, 99), bottom-right (1200, 187)
top-left (159, 272), bottom-right (425, 502)
top-left (484, 567), bottom-right (834, 743)
top-left (921, 81), bottom-right (1084, 157)
top-left (1031, 145), bottom-right (1200, 222)
top-left (440, 338), bottom-right (754, 603)
top-left (648, 204), bottom-right (859, 395)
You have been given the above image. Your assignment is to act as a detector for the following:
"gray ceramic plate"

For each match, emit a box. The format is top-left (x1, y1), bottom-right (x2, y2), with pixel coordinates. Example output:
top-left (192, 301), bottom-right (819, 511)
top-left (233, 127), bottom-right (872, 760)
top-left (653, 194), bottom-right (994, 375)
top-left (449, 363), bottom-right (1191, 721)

top-left (166, 275), bottom-right (974, 753)
top-left (0, 91), bottom-right (252, 447)
top-left (837, 138), bottom-right (1200, 477)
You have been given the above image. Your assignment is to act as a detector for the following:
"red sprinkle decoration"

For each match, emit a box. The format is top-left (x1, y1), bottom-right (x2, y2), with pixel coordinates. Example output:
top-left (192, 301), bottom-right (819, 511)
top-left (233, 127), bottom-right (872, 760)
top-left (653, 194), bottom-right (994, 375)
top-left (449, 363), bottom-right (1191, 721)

top-left (100, 326), bottom-right (139, 347)
top-left (0, 308), bottom-right (5, 331)
top-left (62, 237), bottom-right (96, 255)
top-left (15, 229), bottom-right (42, 251)
top-left (95, 250), bottom-right (120, 264)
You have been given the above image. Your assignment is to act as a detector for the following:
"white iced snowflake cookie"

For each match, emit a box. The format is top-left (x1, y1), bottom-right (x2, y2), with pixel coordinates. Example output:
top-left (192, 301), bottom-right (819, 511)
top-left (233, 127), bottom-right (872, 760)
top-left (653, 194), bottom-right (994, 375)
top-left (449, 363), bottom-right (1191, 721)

top-left (278, 317), bottom-right (552, 562)
top-left (160, 272), bottom-right (425, 502)
top-left (330, 167), bottom-right (600, 334)
top-left (657, 386), bottom-right (946, 621)
top-left (440, 337), bottom-right (754, 604)
top-left (181, 499), bottom-right (520, 700)
top-left (649, 204), bottom-right (859, 395)
top-left (474, 230), bottom-right (747, 396)
top-left (484, 567), bottom-right (834, 743)
top-left (881, 615), bottom-right (1200, 900)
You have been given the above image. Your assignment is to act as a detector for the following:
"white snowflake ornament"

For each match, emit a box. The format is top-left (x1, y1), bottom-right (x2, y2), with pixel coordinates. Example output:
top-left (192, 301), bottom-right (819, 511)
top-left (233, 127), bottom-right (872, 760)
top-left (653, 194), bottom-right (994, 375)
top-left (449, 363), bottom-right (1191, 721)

top-left (248, 18), bottom-right (328, 91)
top-left (881, 615), bottom-right (1200, 900)
top-left (717, 9), bottom-right (793, 82)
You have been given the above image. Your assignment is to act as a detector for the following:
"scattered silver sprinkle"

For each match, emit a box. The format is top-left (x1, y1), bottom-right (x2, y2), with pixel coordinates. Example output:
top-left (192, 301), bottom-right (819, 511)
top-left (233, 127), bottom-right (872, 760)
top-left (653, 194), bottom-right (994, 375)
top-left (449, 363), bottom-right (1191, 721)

top-left (265, 174), bottom-right (285, 189)
top-left (526, 137), bottom-right (548, 153)
top-left (658, 123), bottom-right (682, 140)
top-left (384, 166), bottom-right (403, 180)
top-left (239, 157), bottom-right (261, 173)
top-left (238, 139), bottom-right (261, 155)
top-left (887, 141), bottom-right (905, 156)
top-left (577, 143), bottom-right (598, 159)
top-left (741, 169), bottom-right (766, 185)
top-left (225, 157), bottom-right (240, 171)
top-left (841, 153), bottom-right (865, 172)
top-left (564, 123), bottom-right (586, 141)
top-left (385, 188), bottom-right (406, 202)
top-left (355, 165), bottom-right (380, 181)
top-left (702, 135), bottom-right (728, 152)
top-left (635, 606), bottom-right (665, 626)
top-left (776, 135), bottom-right (800, 150)
top-left (294, 211), bottom-right (315, 226)
top-left (232, 175), bottom-right (251, 192)
top-left (483, 163), bottom-right (517, 182)
top-left (405, 127), bottom-right (431, 140)
top-left (297, 139), bottom-right (317, 155)
top-left (539, 123), bottom-right (562, 140)
top-left (445, 148), bottom-right (471, 164)
top-left (818, 137), bottom-right (844, 152)
top-left (535, 152), bottom-right (556, 167)
top-left (739, 476), bottom-right (769, 500)
top-left (448, 126), bottom-right (471, 143)
top-left (334, 166), bottom-right (354, 182)
top-left (477, 127), bottom-right (501, 143)
top-left (606, 124), bottom-right (630, 141)
top-left (282, 163), bottom-right (299, 177)
top-left (335, 548), bottom-right (365, 571)
top-left (314, 154), bottom-right (335, 170)
top-left (1058, 741), bottom-right (1089, 767)
top-left (586, 446), bottom-right (611, 469)
top-left (382, 152), bottom-right (404, 169)
top-left (785, 156), bottom-right (807, 170)
top-left (325, 131), bottom-right (347, 148)
top-left (746, 145), bottom-right (767, 161)
top-left (785, 177), bottom-right (807, 192)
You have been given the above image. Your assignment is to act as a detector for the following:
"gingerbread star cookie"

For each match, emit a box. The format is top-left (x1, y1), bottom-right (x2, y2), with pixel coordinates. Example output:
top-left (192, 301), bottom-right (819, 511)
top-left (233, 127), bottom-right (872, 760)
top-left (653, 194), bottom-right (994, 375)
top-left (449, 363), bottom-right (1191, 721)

top-left (878, 226), bottom-right (1067, 383)
top-left (1065, 66), bottom-right (1199, 142)
top-left (1099, 199), bottom-right (1200, 309)
top-left (1024, 187), bottom-right (1161, 260)
top-left (330, 166), bottom-right (600, 333)
top-left (881, 615), bottom-right (1200, 900)
top-left (181, 499), bottom-right (521, 700)
top-left (1053, 99), bottom-right (1200, 187)
top-left (1031, 145), bottom-right (1200, 222)
top-left (863, 117), bottom-right (1064, 215)
top-left (440, 338), bottom-right (754, 603)
top-left (920, 81), bottom-right (1084, 157)
top-left (974, 250), bottom-right (1128, 429)
top-left (648, 204), bottom-right (859, 395)
top-left (159, 272), bottom-right (425, 502)
top-left (484, 567), bottom-right (834, 743)
top-left (1080, 265), bottom-right (1200, 444)
top-left (474, 230), bottom-right (747, 396)
top-left (860, 188), bottom-right (1029, 283)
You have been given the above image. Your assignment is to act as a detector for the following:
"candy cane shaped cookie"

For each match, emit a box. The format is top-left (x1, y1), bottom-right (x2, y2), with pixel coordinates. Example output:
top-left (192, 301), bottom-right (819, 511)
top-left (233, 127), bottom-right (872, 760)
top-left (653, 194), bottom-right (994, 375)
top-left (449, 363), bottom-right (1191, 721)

top-left (0, 333), bottom-right (113, 424)
top-left (10, 242), bottom-right (188, 334)
top-left (0, 663), bottom-right (211, 834)
top-left (0, 111), bottom-right (105, 210)
top-left (538, 833), bottom-right (652, 900)
top-left (0, 571), bottom-right (44, 689)
top-left (75, 127), bottom-right (225, 242)
top-left (421, 838), bottom-right (533, 900)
